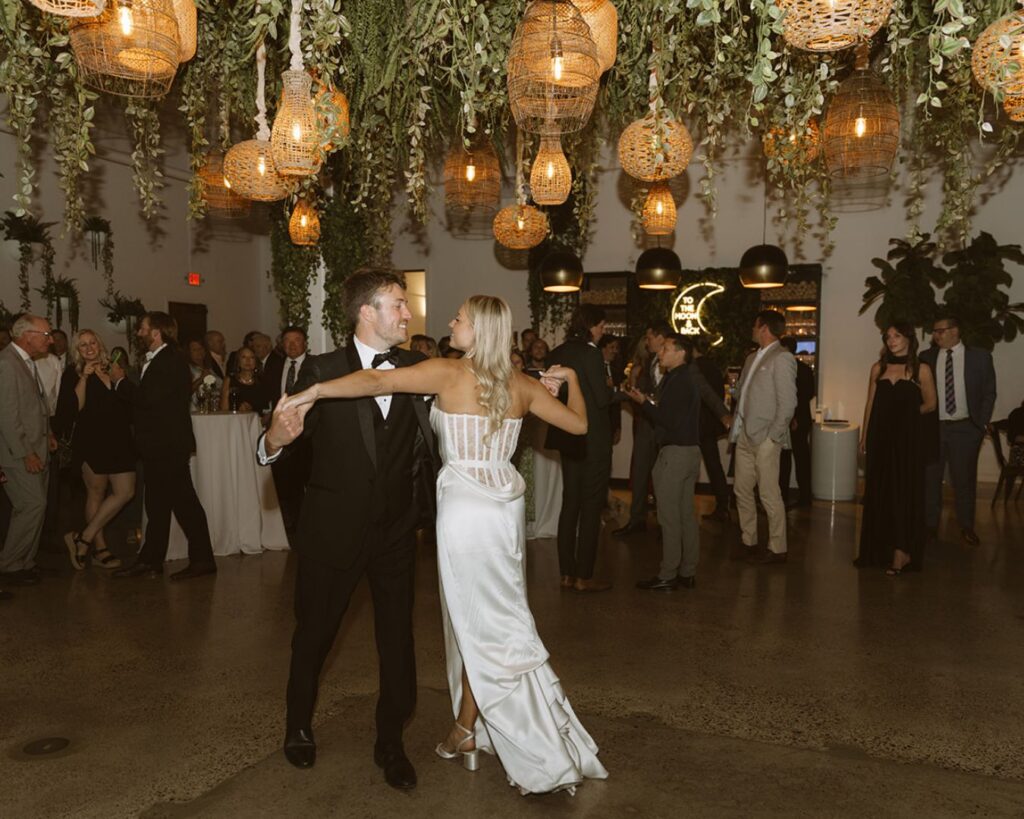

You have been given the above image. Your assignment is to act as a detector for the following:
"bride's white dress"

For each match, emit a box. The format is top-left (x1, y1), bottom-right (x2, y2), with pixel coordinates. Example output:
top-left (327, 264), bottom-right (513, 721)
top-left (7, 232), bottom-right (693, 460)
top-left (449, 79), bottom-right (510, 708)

top-left (431, 406), bottom-right (608, 795)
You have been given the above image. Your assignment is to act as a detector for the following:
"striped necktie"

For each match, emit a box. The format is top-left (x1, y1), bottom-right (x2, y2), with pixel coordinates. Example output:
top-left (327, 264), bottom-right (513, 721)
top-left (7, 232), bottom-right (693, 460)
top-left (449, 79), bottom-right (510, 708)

top-left (944, 350), bottom-right (956, 415)
top-left (31, 360), bottom-right (45, 398)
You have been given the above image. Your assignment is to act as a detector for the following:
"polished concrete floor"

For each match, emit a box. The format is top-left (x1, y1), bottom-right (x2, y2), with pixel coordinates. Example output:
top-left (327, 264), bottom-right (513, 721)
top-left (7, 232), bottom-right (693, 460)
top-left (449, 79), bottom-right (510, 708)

top-left (2, 488), bottom-right (1024, 818)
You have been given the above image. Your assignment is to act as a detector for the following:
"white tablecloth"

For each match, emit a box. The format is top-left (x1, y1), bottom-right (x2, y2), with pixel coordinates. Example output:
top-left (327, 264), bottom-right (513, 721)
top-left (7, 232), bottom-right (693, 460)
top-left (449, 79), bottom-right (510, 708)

top-left (522, 418), bottom-right (563, 540)
top-left (152, 412), bottom-right (289, 561)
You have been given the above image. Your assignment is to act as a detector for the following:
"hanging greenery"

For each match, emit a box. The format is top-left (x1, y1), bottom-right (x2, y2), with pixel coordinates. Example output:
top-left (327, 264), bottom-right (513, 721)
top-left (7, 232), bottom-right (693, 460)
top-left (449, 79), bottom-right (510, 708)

top-left (2, 211), bottom-right (56, 312)
top-left (319, 164), bottom-right (369, 344)
top-left (268, 204), bottom-right (319, 332)
top-left (36, 275), bottom-right (81, 332)
top-left (99, 290), bottom-right (147, 351)
top-left (83, 215), bottom-right (115, 297)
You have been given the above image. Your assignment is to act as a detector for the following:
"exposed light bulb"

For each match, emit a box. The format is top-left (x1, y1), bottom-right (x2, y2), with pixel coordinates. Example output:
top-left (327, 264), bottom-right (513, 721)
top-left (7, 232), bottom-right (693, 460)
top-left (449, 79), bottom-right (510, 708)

top-left (655, 200), bottom-right (664, 216)
top-left (465, 163), bottom-right (477, 182)
top-left (257, 155), bottom-right (267, 176)
top-left (516, 214), bottom-right (526, 230)
top-left (291, 121), bottom-right (302, 141)
top-left (119, 4), bottom-right (133, 36)
top-left (300, 214), bottom-right (308, 228)
top-left (546, 160), bottom-right (555, 179)
top-left (222, 176), bottom-right (231, 190)
top-left (854, 116), bottom-right (867, 138)
top-left (550, 35), bottom-right (564, 82)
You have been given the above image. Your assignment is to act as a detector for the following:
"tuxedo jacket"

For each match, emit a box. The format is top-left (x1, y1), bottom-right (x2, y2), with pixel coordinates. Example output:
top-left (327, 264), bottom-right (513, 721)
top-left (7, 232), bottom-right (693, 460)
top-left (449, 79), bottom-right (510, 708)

top-left (545, 337), bottom-right (612, 459)
top-left (115, 346), bottom-right (196, 461)
top-left (920, 344), bottom-right (997, 431)
top-left (280, 344), bottom-right (438, 568)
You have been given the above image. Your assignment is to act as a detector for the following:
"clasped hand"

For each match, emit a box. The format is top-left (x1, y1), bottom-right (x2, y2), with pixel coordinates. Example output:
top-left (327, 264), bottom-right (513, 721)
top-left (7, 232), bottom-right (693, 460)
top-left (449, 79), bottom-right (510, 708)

top-left (539, 365), bottom-right (572, 397)
top-left (266, 386), bottom-right (318, 451)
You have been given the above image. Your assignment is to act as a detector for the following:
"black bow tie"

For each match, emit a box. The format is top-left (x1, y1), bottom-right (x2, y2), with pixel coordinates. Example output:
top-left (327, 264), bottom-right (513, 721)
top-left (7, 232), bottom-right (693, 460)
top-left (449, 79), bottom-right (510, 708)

top-left (371, 349), bottom-right (399, 369)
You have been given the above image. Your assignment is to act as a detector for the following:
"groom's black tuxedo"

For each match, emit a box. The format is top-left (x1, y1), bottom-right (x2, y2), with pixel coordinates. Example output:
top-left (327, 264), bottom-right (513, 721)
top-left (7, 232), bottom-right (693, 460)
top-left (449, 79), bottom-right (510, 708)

top-left (269, 341), bottom-right (437, 750)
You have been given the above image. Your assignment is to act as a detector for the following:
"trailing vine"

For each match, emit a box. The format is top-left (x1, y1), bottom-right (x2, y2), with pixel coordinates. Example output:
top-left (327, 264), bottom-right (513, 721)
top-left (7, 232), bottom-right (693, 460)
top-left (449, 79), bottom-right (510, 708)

top-left (83, 216), bottom-right (115, 297)
top-left (124, 100), bottom-right (166, 220)
top-left (2, 211), bottom-right (55, 312)
top-left (269, 205), bottom-right (318, 331)
top-left (319, 167), bottom-right (369, 344)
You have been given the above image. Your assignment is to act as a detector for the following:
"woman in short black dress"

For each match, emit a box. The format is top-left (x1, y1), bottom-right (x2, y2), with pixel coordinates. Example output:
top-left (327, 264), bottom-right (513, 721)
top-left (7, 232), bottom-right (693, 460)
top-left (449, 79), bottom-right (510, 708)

top-left (855, 323), bottom-right (938, 575)
top-left (219, 346), bottom-right (271, 413)
top-left (58, 330), bottom-right (137, 570)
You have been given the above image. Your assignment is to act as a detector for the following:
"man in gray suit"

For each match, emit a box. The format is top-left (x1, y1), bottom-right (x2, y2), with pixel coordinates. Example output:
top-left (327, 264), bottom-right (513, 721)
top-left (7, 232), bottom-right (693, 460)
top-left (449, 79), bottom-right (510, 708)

top-left (920, 315), bottom-right (997, 547)
top-left (729, 311), bottom-right (797, 564)
top-left (0, 314), bottom-right (57, 586)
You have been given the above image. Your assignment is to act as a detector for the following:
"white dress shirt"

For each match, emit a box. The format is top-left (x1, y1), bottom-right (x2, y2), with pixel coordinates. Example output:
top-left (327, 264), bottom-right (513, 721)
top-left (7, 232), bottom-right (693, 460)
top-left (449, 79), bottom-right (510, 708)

top-left (35, 353), bottom-right (63, 416)
top-left (280, 352), bottom-right (308, 398)
top-left (937, 343), bottom-right (969, 421)
top-left (141, 343), bottom-right (167, 378)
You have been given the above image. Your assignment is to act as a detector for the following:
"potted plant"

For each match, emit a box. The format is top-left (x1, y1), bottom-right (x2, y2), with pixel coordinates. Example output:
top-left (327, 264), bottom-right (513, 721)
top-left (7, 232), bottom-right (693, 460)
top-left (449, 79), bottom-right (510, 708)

top-left (860, 234), bottom-right (946, 335)
top-left (99, 290), bottom-right (147, 352)
top-left (1, 211), bottom-right (56, 312)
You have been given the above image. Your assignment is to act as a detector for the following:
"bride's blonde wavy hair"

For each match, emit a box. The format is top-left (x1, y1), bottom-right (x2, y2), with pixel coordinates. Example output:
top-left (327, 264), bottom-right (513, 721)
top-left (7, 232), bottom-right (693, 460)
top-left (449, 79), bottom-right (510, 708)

top-left (464, 295), bottom-right (514, 436)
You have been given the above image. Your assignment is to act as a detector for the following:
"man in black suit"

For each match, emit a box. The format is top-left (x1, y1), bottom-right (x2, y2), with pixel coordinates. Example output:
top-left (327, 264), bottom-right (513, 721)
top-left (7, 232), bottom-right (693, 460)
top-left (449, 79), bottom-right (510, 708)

top-left (778, 337), bottom-right (815, 508)
top-left (546, 304), bottom-right (613, 593)
top-left (690, 340), bottom-right (732, 521)
top-left (259, 269), bottom-right (436, 788)
top-left (111, 312), bottom-right (216, 581)
top-left (921, 314), bottom-right (997, 547)
top-left (598, 334), bottom-right (624, 444)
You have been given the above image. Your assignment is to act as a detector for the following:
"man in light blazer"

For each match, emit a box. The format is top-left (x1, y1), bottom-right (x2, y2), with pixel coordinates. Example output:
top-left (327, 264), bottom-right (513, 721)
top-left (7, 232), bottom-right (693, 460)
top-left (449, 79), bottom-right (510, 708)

top-left (0, 314), bottom-right (57, 586)
top-left (920, 314), bottom-right (997, 547)
top-left (729, 310), bottom-right (797, 564)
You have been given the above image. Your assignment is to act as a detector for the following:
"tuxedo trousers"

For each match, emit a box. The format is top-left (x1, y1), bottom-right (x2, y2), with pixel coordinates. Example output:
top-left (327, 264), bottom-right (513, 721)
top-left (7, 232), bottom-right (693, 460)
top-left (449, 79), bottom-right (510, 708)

top-left (139, 455), bottom-right (213, 566)
top-left (557, 442), bottom-right (611, 580)
top-left (286, 529), bottom-right (417, 748)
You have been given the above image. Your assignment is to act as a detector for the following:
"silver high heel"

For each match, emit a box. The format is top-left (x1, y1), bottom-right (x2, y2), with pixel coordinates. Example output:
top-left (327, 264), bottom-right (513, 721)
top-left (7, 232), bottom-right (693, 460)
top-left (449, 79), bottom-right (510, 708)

top-left (434, 722), bottom-right (479, 772)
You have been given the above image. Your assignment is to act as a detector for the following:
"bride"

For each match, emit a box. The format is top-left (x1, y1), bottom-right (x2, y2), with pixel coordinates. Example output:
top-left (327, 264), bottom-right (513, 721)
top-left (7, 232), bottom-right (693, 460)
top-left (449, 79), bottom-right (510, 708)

top-left (283, 295), bottom-right (608, 795)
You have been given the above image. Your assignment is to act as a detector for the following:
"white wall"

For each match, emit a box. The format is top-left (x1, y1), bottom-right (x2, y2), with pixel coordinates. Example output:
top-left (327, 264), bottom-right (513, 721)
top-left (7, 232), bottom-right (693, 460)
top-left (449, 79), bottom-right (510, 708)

top-left (389, 143), bottom-right (1024, 481)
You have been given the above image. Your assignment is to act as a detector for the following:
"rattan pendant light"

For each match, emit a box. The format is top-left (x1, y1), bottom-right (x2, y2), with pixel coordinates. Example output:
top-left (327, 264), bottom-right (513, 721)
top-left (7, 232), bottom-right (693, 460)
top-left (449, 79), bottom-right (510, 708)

top-left (316, 83), bottom-right (351, 153)
top-left (289, 199), bottom-right (321, 245)
top-left (776, 0), bottom-right (895, 52)
top-left (198, 150), bottom-right (252, 218)
top-left (271, 0), bottom-right (321, 177)
top-left (641, 182), bottom-right (676, 235)
top-left (530, 135), bottom-right (572, 205)
top-left (444, 139), bottom-right (501, 211)
top-left (972, 10), bottom-right (1024, 100)
top-left (619, 70), bottom-right (693, 182)
top-left (1005, 94), bottom-right (1024, 122)
top-left (494, 130), bottom-right (550, 250)
top-left (224, 41), bottom-right (293, 201)
top-left (762, 119), bottom-right (821, 164)
top-left (69, 0), bottom-right (180, 98)
top-left (27, 0), bottom-right (105, 16)
top-left (823, 44), bottom-right (899, 179)
top-left (171, 0), bottom-right (196, 62)
top-left (570, 0), bottom-right (617, 73)
top-left (507, 0), bottom-right (600, 135)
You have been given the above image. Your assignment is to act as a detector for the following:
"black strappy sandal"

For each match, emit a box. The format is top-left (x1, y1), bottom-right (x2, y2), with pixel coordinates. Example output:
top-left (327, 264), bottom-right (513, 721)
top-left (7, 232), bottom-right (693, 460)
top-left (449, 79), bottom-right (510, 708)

top-left (63, 532), bottom-right (89, 571)
top-left (91, 545), bottom-right (122, 569)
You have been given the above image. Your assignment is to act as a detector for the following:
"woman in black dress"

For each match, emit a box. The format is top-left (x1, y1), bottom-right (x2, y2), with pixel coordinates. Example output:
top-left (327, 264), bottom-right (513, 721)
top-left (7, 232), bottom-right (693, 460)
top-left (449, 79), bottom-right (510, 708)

top-left (59, 330), bottom-right (137, 570)
top-left (855, 322), bottom-right (938, 575)
top-left (219, 346), bottom-right (271, 414)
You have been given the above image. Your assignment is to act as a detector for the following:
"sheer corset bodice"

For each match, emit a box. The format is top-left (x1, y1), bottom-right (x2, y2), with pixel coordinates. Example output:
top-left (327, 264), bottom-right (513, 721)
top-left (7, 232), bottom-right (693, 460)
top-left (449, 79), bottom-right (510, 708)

top-left (431, 405), bottom-right (524, 498)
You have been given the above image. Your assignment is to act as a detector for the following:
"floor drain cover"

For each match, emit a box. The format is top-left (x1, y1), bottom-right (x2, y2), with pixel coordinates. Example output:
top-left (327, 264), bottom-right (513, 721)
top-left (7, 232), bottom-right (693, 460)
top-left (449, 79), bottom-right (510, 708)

top-left (22, 737), bottom-right (70, 756)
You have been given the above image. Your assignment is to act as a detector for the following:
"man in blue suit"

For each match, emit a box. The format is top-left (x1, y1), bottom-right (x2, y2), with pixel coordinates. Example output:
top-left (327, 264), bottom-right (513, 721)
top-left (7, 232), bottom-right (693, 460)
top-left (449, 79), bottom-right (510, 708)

top-left (920, 315), bottom-right (997, 547)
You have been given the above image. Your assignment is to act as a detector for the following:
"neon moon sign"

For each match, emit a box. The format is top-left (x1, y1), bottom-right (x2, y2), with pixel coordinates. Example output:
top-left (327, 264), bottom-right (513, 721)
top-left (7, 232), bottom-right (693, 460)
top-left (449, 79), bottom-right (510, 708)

top-left (671, 282), bottom-right (726, 346)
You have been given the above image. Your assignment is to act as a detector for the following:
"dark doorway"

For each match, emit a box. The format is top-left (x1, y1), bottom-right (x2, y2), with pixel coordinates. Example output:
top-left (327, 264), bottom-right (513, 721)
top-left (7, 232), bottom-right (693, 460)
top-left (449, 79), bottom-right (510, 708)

top-left (169, 301), bottom-right (208, 346)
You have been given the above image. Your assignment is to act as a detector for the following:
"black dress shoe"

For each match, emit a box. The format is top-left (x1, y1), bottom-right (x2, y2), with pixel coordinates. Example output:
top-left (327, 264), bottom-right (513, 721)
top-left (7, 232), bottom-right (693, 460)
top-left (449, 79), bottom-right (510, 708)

top-left (676, 575), bottom-right (696, 589)
top-left (0, 589), bottom-right (13, 601)
top-left (0, 570), bottom-right (41, 586)
top-left (283, 728), bottom-right (316, 769)
top-left (635, 576), bottom-right (678, 591)
top-left (112, 561), bottom-right (163, 579)
top-left (169, 562), bottom-right (218, 581)
top-left (613, 521), bottom-right (645, 537)
top-left (374, 745), bottom-right (417, 790)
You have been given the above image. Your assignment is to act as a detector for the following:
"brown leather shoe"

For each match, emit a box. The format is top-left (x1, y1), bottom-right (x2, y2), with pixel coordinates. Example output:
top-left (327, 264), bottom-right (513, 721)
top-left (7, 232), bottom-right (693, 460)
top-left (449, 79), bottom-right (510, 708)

top-left (573, 577), bottom-right (612, 593)
top-left (960, 528), bottom-right (980, 548)
top-left (748, 549), bottom-right (787, 565)
top-left (560, 575), bottom-right (576, 589)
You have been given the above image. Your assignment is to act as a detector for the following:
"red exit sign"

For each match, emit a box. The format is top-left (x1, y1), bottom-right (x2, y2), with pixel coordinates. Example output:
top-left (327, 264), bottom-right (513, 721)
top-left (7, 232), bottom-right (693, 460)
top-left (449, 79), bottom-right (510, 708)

top-left (187, 272), bottom-right (202, 286)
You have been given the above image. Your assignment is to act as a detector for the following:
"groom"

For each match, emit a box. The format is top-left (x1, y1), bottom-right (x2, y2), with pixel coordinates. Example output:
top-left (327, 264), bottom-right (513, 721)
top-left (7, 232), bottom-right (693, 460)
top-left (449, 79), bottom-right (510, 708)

top-left (259, 269), bottom-right (437, 788)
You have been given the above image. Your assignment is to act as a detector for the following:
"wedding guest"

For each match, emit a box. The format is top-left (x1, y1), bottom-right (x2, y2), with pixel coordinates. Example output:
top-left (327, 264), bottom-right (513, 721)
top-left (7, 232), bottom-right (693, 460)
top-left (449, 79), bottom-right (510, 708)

top-left (187, 339), bottom-right (221, 409)
top-left (510, 350), bottom-right (526, 371)
top-left (598, 335), bottom-right (624, 445)
top-left (626, 335), bottom-right (708, 590)
top-left (268, 326), bottom-right (312, 533)
top-left (443, 348), bottom-right (464, 360)
top-left (111, 312), bottom-right (216, 581)
top-left (58, 330), bottom-right (137, 570)
top-left (252, 332), bottom-right (279, 372)
top-left (729, 311), bottom-right (797, 565)
top-left (855, 323), bottom-right (938, 575)
top-left (0, 315), bottom-right (56, 587)
top-left (204, 330), bottom-right (228, 380)
top-left (547, 305), bottom-right (613, 593)
top-left (410, 334), bottom-right (439, 358)
top-left (526, 338), bottom-right (550, 370)
top-left (921, 315), bottom-right (997, 547)
top-left (691, 340), bottom-right (731, 522)
top-left (37, 329), bottom-right (76, 550)
top-left (220, 346), bottom-right (272, 413)
top-left (614, 320), bottom-right (671, 536)
top-left (519, 328), bottom-right (538, 357)
top-left (778, 336), bottom-right (815, 509)
top-left (226, 330), bottom-right (261, 375)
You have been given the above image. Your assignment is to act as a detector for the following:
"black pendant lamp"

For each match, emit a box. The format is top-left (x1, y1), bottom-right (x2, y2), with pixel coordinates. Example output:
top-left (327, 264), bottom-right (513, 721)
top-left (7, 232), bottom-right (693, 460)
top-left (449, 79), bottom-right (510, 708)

top-left (739, 167), bottom-right (787, 289)
top-left (538, 248), bottom-right (584, 293)
top-left (635, 245), bottom-right (682, 290)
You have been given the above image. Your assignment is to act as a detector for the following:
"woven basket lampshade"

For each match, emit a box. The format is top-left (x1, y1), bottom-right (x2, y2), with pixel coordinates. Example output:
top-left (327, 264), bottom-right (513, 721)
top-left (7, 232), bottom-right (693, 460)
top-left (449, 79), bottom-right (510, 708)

top-left (69, 0), bottom-right (180, 98)
top-left (641, 183), bottom-right (676, 236)
top-left (289, 200), bottom-right (321, 246)
top-left (316, 85), bottom-right (351, 153)
top-left (762, 119), bottom-right (821, 164)
top-left (26, 0), bottom-right (105, 16)
top-left (493, 204), bottom-right (549, 250)
top-left (1005, 93), bottom-right (1024, 122)
top-left (570, 0), bottom-right (617, 73)
top-left (972, 11), bottom-right (1024, 99)
top-left (223, 139), bottom-right (293, 202)
top-left (171, 0), bottom-right (196, 62)
top-left (271, 70), bottom-right (322, 177)
top-left (823, 46), bottom-right (899, 179)
top-left (618, 113), bottom-right (693, 182)
top-left (776, 0), bottom-right (895, 53)
top-left (507, 0), bottom-right (600, 135)
top-left (530, 136), bottom-right (572, 205)
top-left (443, 141), bottom-right (501, 211)
top-left (198, 150), bottom-right (252, 218)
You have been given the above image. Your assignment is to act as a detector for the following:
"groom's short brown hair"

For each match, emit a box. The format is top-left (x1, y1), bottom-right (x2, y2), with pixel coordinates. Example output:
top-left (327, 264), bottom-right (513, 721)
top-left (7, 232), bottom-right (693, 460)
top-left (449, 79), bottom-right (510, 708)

top-left (343, 268), bottom-right (408, 327)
